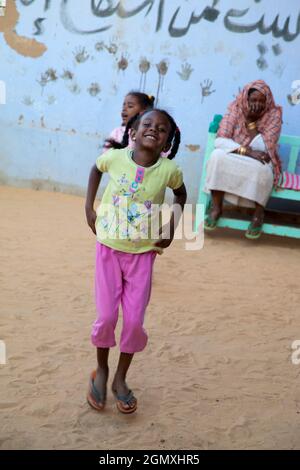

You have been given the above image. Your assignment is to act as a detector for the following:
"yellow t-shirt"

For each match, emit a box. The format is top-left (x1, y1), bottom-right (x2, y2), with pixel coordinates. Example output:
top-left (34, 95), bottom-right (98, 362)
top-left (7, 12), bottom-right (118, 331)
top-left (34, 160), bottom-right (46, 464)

top-left (95, 148), bottom-right (183, 254)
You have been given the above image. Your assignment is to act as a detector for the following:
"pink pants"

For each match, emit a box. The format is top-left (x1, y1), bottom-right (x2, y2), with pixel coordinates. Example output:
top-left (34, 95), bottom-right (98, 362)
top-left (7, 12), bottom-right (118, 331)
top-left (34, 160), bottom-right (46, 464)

top-left (91, 243), bottom-right (156, 353)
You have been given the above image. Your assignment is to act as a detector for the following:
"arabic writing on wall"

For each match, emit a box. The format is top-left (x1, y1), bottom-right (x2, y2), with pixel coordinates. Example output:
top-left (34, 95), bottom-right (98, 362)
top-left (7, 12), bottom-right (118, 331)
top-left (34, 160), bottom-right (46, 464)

top-left (19, 0), bottom-right (300, 42)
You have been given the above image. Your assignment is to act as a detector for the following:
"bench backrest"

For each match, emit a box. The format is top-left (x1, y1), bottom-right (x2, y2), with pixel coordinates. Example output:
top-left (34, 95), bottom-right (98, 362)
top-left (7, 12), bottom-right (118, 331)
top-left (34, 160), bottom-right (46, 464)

top-left (278, 135), bottom-right (300, 173)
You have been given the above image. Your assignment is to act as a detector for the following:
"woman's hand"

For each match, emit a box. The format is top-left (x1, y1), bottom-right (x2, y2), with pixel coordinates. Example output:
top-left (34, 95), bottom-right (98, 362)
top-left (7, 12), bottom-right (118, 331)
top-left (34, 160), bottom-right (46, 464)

top-left (247, 149), bottom-right (271, 165)
top-left (85, 206), bottom-right (97, 234)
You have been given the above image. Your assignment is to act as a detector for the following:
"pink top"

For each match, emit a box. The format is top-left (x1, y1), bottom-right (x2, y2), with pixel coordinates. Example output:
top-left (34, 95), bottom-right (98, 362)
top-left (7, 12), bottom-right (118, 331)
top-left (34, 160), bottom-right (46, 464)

top-left (103, 126), bottom-right (134, 152)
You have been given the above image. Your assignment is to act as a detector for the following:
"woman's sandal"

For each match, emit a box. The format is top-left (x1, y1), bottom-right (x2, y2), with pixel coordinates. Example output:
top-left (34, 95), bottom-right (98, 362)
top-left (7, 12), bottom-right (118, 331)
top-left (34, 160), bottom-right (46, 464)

top-left (204, 214), bottom-right (219, 231)
top-left (87, 370), bottom-right (107, 412)
top-left (112, 388), bottom-right (137, 414)
top-left (245, 219), bottom-right (263, 240)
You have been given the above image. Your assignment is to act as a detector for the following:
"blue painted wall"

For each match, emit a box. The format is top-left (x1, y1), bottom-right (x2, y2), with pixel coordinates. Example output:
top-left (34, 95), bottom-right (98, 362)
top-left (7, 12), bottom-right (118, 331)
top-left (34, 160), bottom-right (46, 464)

top-left (0, 0), bottom-right (300, 201)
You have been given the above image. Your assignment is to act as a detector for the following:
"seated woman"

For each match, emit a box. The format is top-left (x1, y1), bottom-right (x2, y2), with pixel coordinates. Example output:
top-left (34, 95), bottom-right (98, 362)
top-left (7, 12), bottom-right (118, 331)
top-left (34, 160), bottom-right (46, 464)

top-left (204, 80), bottom-right (282, 239)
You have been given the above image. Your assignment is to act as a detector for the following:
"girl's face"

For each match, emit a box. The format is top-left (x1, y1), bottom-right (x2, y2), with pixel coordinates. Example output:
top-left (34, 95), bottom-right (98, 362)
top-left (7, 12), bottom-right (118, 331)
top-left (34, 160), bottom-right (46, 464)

top-left (247, 90), bottom-right (266, 119)
top-left (133, 111), bottom-right (171, 155)
top-left (121, 94), bottom-right (143, 126)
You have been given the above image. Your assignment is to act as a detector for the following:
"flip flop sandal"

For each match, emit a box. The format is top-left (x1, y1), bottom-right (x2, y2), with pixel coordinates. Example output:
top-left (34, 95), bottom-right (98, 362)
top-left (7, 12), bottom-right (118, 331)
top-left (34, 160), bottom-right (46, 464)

top-left (112, 388), bottom-right (137, 414)
top-left (87, 370), bottom-right (106, 412)
top-left (245, 221), bottom-right (263, 240)
top-left (204, 214), bottom-right (218, 231)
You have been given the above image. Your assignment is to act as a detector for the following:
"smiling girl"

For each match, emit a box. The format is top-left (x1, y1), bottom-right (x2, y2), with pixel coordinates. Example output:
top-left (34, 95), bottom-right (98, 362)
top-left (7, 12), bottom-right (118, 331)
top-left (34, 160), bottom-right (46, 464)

top-left (85, 109), bottom-right (187, 414)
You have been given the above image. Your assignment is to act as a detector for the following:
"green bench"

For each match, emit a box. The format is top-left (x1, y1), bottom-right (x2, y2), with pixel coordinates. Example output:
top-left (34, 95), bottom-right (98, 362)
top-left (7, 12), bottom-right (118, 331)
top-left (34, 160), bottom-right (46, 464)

top-left (195, 115), bottom-right (300, 238)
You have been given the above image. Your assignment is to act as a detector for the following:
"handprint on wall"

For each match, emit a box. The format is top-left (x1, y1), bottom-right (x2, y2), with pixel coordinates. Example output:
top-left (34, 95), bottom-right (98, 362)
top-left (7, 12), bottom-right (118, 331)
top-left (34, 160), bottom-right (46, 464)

top-left (177, 63), bottom-right (194, 81)
top-left (156, 60), bottom-right (169, 105)
top-left (73, 47), bottom-right (89, 64)
top-left (117, 54), bottom-right (129, 72)
top-left (200, 79), bottom-right (216, 104)
top-left (139, 58), bottom-right (151, 92)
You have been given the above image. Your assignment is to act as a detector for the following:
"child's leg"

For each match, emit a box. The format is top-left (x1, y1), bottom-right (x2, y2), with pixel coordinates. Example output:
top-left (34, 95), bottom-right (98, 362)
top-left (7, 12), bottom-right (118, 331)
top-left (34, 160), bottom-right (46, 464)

top-left (111, 250), bottom-right (156, 411)
top-left (89, 243), bottom-right (123, 408)
top-left (93, 347), bottom-right (109, 402)
top-left (120, 250), bottom-right (156, 353)
top-left (112, 352), bottom-right (136, 412)
top-left (91, 243), bottom-right (123, 349)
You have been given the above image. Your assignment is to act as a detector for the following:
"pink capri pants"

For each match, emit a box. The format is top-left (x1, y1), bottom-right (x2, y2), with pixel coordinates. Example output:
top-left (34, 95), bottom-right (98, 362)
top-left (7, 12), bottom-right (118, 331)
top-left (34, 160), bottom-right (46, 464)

top-left (91, 242), bottom-right (156, 353)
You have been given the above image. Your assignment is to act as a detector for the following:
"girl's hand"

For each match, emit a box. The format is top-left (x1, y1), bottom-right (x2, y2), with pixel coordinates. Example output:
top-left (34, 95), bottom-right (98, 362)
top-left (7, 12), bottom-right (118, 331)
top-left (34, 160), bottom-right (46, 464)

top-left (154, 224), bottom-right (174, 249)
top-left (85, 165), bottom-right (102, 235)
top-left (85, 206), bottom-right (97, 235)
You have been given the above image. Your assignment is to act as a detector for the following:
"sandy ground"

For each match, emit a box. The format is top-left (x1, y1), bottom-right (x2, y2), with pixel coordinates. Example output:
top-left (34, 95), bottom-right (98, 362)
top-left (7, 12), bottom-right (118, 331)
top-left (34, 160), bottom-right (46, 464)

top-left (1, 185), bottom-right (300, 450)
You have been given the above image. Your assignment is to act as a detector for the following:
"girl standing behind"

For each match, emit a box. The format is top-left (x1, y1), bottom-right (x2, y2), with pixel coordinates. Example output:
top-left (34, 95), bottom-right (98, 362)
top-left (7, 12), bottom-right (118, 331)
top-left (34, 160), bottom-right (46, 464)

top-left (104, 91), bottom-right (155, 150)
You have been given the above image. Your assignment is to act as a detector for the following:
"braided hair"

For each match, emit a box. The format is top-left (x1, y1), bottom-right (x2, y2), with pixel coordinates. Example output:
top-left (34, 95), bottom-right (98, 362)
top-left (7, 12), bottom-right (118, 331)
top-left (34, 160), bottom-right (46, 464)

top-left (108, 109), bottom-right (181, 160)
top-left (127, 91), bottom-right (155, 109)
top-left (156, 109), bottom-right (181, 160)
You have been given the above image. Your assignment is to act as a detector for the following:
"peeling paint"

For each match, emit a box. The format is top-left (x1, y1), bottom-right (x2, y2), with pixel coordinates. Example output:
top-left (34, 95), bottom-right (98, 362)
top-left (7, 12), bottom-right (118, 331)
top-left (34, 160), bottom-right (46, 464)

top-left (0, 0), bottom-right (46, 57)
top-left (185, 144), bottom-right (200, 152)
